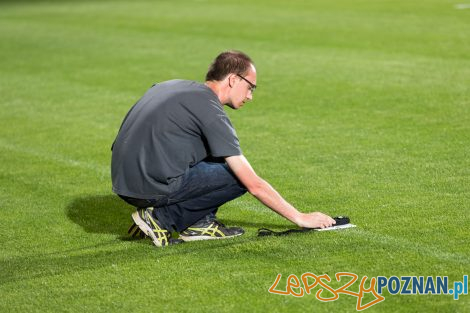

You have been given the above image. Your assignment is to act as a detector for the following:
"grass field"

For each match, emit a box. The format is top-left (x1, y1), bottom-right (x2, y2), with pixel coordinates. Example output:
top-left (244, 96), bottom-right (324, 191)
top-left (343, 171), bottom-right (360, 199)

top-left (0, 0), bottom-right (469, 312)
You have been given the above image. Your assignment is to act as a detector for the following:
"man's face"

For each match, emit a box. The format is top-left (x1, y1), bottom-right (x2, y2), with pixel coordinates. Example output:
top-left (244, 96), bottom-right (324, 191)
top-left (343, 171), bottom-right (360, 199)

top-left (227, 65), bottom-right (257, 109)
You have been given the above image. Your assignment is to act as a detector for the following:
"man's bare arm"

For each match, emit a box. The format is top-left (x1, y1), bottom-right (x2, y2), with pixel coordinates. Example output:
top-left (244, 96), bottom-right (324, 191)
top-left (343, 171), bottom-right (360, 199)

top-left (225, 155), bottom-right (335, 228)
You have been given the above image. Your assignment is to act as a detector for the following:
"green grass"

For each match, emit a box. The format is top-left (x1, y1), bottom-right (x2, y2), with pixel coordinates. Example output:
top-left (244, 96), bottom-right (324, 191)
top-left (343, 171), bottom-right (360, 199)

top-left (0, 0), bottom-right (469, 312)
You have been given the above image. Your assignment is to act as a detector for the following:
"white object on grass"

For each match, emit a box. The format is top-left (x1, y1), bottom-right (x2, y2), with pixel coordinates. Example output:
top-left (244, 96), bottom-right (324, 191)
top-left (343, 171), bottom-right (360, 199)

top-left (455, 4), bottom-right (470, 9)
top-left (316, 224), bottom-right (357, 231)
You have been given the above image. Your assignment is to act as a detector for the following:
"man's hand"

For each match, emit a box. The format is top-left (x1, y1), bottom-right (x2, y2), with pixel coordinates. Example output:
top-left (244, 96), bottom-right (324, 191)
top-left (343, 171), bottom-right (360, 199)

top-left (294, 212), bottom-right (336, 229)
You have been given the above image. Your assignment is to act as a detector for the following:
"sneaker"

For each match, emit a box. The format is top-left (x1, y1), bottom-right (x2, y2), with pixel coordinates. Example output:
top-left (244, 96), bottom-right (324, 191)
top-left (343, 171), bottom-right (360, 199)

top-left (131, 207), bottom-right (182, 247)
top-left (179, 215), bottom-right (244, 241)
top-left (128, 221), bottom-right (184, 245)
top-left (128, 222), bottom-right (147, 239)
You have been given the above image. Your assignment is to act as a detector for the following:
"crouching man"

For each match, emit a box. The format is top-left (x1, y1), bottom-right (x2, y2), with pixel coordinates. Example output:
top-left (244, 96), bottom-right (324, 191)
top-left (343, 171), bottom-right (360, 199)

top-left (111, 50), bottom-right (335, 247)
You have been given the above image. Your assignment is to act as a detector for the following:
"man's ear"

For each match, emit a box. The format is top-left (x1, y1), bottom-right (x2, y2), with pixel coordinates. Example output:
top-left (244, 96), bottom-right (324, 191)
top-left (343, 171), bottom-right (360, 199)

top-left (228, 74), bottom-right (236, 88)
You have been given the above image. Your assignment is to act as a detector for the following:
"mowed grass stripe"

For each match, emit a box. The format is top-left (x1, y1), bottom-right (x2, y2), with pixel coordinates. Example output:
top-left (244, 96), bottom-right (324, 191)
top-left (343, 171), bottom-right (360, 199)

top-left (0, 140), bottom-right (109, 178)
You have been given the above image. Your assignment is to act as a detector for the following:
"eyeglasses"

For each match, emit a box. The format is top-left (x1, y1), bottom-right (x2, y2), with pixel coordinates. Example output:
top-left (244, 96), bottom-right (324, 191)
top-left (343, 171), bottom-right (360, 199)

top-left (236, 74), bottom-right (257, 93)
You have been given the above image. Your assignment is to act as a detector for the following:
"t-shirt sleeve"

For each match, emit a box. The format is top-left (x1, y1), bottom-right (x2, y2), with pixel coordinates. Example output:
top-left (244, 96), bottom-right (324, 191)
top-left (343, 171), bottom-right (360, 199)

top-left (202, 113), bottom-right (242, 157)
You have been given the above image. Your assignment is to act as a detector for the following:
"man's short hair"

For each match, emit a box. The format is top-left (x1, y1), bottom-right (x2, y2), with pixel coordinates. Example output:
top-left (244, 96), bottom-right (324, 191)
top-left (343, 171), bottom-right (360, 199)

top-left (205, 50), bottom-right (254, 82)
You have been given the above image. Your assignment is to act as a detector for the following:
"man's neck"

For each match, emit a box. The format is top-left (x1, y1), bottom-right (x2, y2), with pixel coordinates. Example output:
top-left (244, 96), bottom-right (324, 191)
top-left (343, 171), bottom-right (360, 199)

top-left (205, 81), bottom-right (227, 106)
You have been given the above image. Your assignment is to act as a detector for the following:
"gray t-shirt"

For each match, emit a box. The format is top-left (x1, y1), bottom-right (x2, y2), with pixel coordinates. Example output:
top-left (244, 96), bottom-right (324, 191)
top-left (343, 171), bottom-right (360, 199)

top-left (111, 80), bottom-right (242, 199)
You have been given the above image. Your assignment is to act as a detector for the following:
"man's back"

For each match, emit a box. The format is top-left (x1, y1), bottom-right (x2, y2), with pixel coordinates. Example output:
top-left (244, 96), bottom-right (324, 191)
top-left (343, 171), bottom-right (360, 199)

top-left (111, 80), bottom-right (241, 199)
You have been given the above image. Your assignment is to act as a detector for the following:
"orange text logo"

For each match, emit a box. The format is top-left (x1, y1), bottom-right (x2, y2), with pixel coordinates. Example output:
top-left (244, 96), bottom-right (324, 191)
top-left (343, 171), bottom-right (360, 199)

top-left (268, 272), bottom-right (385, 311)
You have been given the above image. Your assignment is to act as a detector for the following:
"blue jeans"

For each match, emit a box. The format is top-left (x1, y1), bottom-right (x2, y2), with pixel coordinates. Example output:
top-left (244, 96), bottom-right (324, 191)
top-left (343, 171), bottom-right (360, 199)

top-left (120, 161), bottom-right (247, 232)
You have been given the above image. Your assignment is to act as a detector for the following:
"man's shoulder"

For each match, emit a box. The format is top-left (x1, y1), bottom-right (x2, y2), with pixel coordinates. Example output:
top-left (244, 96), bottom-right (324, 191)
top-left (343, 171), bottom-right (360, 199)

top-left (166, 80), bottom-right (221, 106)
top-left (141, 80), bottom-right (223, 121)
top-left (156, 80), bottom-right (211, 94)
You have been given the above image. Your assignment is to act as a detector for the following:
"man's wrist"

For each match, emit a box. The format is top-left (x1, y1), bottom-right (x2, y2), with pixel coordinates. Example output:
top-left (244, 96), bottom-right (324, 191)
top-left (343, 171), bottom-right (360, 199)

top-left (291, 211), bottom-right (305, 227)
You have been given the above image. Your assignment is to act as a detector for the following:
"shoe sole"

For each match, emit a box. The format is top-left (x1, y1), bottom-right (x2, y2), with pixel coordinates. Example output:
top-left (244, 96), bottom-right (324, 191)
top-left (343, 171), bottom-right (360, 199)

top-left (131, 211), bottom-right (163, 247)
top-left (179, 232), bottom-right (244, 242)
